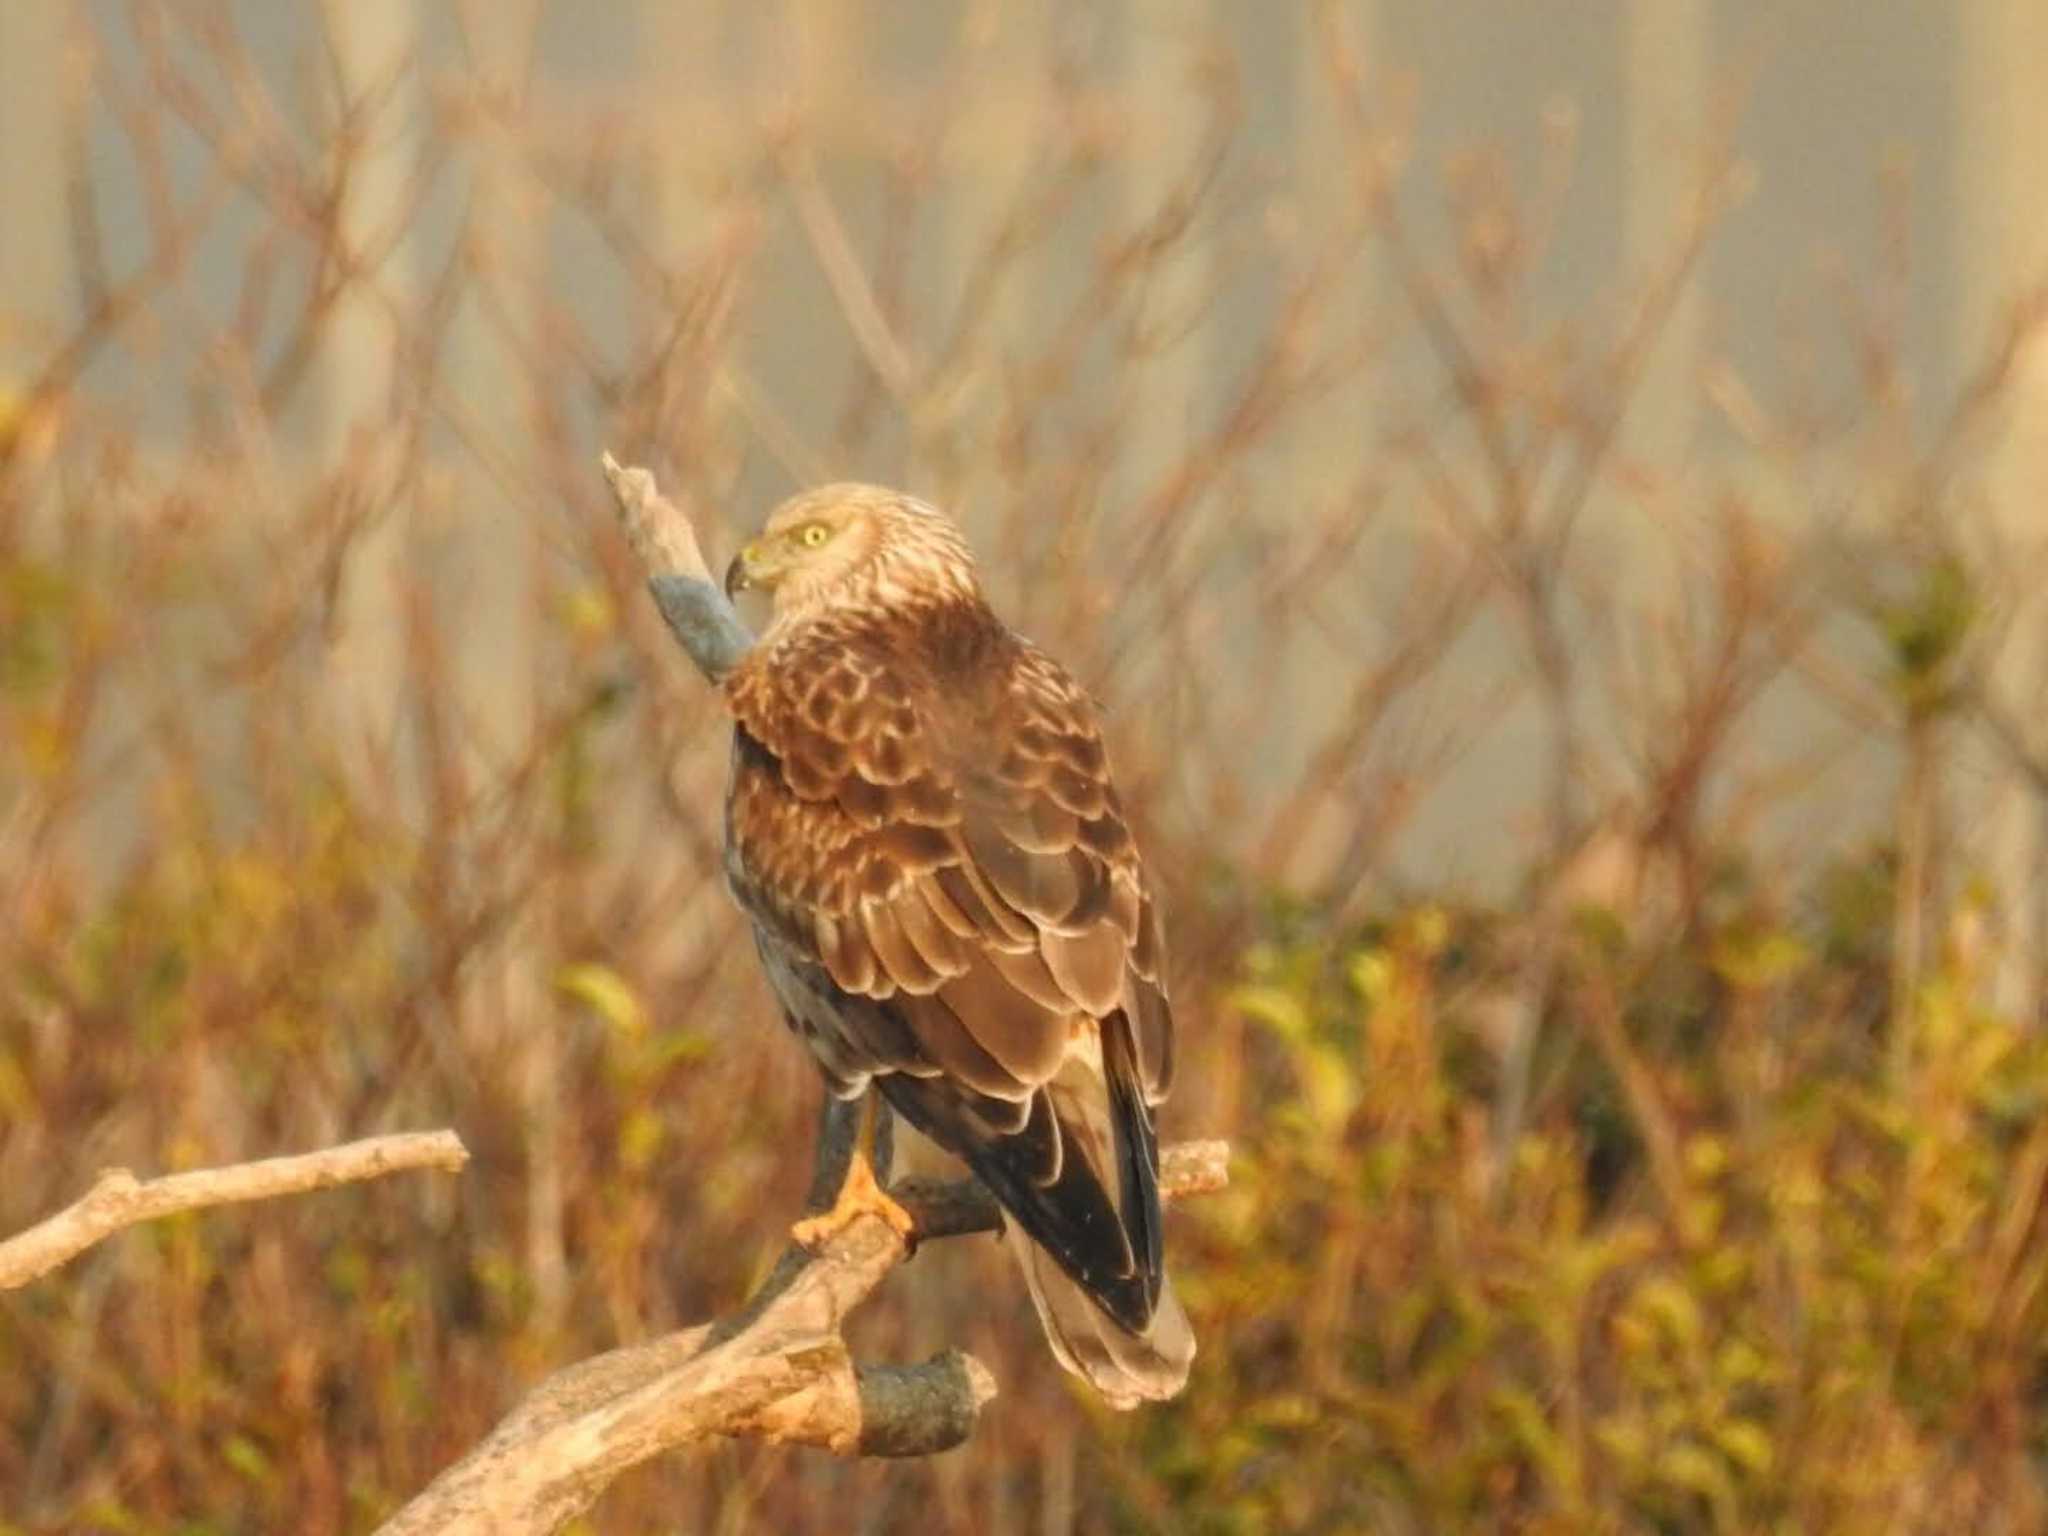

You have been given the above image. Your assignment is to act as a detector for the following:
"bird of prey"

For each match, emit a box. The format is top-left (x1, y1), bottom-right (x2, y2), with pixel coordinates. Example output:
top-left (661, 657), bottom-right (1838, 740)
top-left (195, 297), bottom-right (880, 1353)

top-left (719, 483), bottom-right (1193, 1407)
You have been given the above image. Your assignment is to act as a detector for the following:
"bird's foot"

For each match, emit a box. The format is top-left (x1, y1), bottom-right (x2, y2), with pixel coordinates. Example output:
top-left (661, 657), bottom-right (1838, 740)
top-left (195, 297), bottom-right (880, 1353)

top-left (791, 1151), bottom-right (917, 1252)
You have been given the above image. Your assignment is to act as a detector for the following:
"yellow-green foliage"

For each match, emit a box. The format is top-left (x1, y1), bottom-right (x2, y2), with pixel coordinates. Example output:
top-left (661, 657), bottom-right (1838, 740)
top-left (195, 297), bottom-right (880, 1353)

top-left (1124, 903), bottom-right (2048, 1534)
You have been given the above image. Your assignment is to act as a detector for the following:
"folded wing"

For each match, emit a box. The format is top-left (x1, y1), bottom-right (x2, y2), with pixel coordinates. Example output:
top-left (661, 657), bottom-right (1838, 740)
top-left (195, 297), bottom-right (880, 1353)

top-left (724, 628), bottom-right (1174, 1333)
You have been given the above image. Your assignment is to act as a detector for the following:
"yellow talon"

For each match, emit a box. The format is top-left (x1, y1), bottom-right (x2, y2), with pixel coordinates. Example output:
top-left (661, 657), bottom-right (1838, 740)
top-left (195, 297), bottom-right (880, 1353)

top-left (791, 1147), bottom-right (917, 1250)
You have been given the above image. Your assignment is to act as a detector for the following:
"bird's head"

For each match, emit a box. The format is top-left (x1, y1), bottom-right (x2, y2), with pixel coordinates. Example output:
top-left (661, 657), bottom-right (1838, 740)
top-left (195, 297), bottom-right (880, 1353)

top-left (724, 483), bottom-right (982, 628)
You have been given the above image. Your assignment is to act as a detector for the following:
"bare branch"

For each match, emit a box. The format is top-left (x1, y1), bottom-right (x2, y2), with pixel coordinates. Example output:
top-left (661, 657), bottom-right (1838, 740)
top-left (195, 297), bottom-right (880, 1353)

top-left (600, 451), bottom-right (716, 586)
top-left (0, 1130), bottom-right (471, 1291)
top-left (780, 140), bottom-right (918, 403)
top-left (600, 451), bottom-right (753, 682)
top-left (374, 1139), bottom-right (1227, 1535)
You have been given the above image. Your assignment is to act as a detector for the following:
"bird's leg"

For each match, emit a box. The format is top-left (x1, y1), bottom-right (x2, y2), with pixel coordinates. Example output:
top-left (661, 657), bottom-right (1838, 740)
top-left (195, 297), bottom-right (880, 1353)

top-left (791, 1092), bottom-right (916, 1250)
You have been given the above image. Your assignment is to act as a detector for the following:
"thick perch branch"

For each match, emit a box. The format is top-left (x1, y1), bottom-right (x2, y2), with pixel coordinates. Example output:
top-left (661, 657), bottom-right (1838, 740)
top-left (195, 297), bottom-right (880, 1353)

top-left (374, 1133), bottom-right (1227, 1535)
top-left (0, 1130), bottom-right (470, 1290)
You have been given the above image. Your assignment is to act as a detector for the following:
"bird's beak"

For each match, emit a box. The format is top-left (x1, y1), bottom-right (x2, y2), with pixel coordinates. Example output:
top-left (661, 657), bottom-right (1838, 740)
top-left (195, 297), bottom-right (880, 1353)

top-left (724, 542), bottom-right (760, 599)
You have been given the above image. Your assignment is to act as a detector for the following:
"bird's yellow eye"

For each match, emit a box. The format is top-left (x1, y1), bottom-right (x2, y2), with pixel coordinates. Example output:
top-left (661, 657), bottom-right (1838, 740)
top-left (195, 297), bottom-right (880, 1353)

top-left (798, 523), bottom-right (830, 548)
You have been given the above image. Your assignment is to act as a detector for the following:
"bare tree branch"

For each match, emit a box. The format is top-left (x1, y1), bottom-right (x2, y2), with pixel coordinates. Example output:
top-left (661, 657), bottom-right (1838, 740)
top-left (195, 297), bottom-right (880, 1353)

top-left (373, 1139), bottom-right (1228, 1535)
top-left (600, 451), bottom-right (753, 682)
top-left (0, 1130), bottom-right (470, 1291)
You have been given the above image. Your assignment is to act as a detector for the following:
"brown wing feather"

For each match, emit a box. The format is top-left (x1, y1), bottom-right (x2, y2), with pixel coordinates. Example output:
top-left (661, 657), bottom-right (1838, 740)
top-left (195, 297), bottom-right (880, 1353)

top-left (724, 613), bottom-right (1173, 1326)
top-left (725, 625), bottom-right (1165, 1079)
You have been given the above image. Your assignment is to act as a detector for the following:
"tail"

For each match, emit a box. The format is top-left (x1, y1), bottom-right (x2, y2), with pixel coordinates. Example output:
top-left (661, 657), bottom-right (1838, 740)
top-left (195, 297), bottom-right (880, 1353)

top-left (878, 1016), bottom-right (1195, 1406)
top-left (1007, 1030), bottom-right (1193, 1408)
top-left (1010, 1227), bottom-right (1194, 1408)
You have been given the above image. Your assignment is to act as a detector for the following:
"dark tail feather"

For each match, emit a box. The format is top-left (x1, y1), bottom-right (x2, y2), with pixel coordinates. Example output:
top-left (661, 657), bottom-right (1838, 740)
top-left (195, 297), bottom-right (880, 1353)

top-left (877, 1016), bottom-right (1194, 1404)
top-left (1010, 1028), bottom-right (1191, 1405)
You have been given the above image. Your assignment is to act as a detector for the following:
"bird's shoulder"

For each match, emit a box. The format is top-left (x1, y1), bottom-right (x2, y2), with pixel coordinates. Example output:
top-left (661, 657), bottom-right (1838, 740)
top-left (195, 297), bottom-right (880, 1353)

top-left (722, 601), bottom-right (1101, 780)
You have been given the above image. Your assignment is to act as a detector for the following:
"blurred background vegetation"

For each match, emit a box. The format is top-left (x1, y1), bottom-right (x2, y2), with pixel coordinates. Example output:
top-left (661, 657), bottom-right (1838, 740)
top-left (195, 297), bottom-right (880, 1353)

top-left (6, 2), bottom-right (2048, 1531)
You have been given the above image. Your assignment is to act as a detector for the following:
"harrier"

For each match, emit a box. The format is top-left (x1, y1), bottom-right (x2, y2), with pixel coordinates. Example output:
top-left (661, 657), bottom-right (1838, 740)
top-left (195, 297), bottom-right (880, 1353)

top-left (720, 484), bottom-right (1193, 1407)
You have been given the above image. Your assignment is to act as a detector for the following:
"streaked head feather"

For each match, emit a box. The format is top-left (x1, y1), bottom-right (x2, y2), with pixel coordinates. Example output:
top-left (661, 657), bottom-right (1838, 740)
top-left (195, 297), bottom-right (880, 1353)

top-left (732, 483), bottom-right (982, 634)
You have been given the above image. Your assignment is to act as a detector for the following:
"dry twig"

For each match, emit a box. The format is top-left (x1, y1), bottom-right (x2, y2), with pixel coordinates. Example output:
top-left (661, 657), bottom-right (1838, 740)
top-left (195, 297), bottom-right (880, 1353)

top-left (0, 1130), bottom-right (470, 1291)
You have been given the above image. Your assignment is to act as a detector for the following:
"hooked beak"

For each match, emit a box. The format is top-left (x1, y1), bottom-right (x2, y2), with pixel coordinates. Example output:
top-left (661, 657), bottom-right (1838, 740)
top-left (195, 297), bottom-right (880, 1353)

top-left (723, 542), bottom-right (760, 599)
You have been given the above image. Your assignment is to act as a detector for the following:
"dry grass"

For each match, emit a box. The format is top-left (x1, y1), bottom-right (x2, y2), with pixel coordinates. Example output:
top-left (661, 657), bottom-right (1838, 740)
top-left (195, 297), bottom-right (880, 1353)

top-left (6, 5), bottom-right (2048, 1531)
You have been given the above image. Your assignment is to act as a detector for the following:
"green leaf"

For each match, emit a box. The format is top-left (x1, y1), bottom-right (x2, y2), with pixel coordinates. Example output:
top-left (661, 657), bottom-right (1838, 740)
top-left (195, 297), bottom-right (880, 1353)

top-left (220, 1433), bottom-right (272, 1483)
top-left (555, 961), bottom-right (648, 1037)
top-left (1655, 1440), bottom-right (1736, 1507)
top-left (1229, 982), bottom-right (1311, 1041)
top-left (1711, 1418), bottom-right (1774, 1476)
